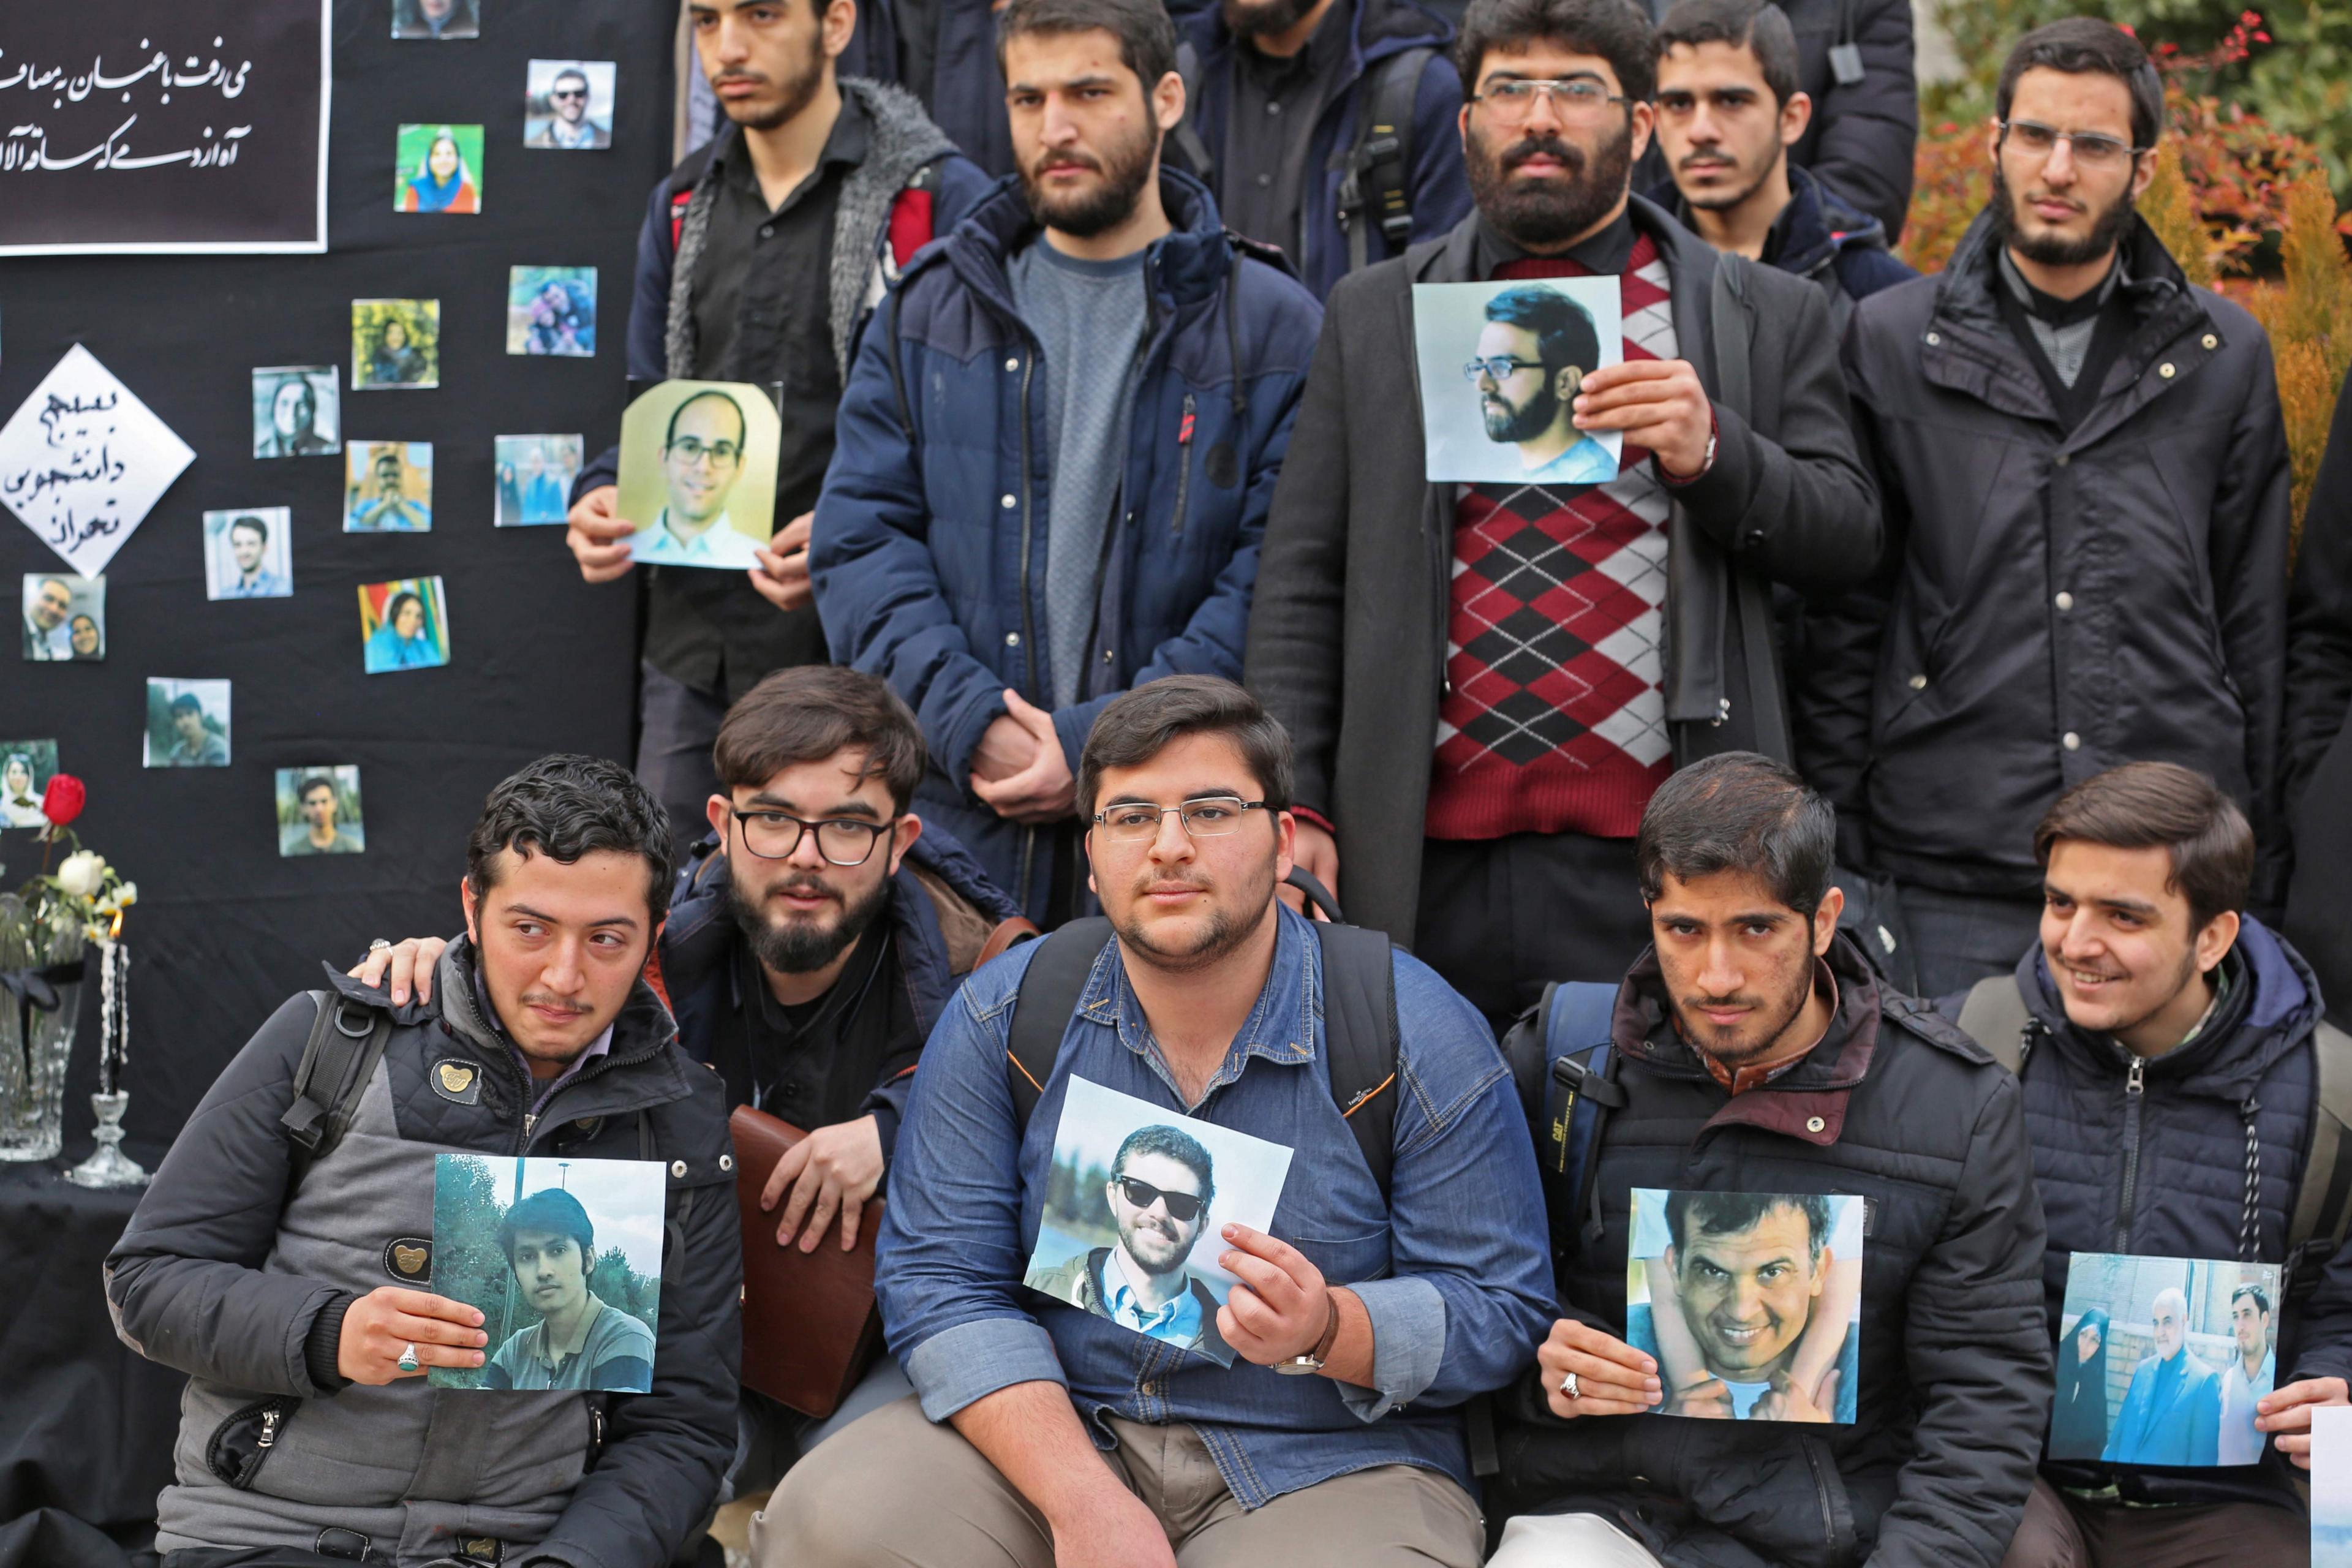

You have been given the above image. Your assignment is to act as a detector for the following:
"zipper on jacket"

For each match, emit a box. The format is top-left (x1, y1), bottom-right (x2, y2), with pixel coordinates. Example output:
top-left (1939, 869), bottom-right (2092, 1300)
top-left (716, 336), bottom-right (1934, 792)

top-left (257, 1408), bottom-right (280, 1450)
top-left (1172, 393), bottom-right (1196, 537)
top-left (2114, 1054), bottom-right (2146, 1250)
top-left (1802, 1441), bottom-right (1838, 1553)
top-left (1015, 350), bottom-right (1041, 699)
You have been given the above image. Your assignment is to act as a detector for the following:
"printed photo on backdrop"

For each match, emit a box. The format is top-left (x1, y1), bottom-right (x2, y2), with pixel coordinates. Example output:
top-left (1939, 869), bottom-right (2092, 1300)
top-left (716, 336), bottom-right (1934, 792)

top-left (1624, 1188), bottom-right (1864, 1423)
top-left (2316, 1405), bottom-right (2352, 1566)
top-left (393, 0), bottom-right (480, 39)
top-left (352, 300), bottom-right (441, 391)
top-left (143, 679), bottom-right (230, 769)
top-left (0, 345), bottom-right (195, 578)
top-left (507, 267), bottom-right (597, 357)
top-left (496, 434), bottom-right (583, 526)
top-left (2052, 1252), bottom-right (2284, 1466)
top-left (22, 573), bottom-right (103, 662)
top-left (345, 442), bottom-right (434, 532)
top-left (394, 124), bottom-right (484, 214)
top-left (276, 766), bottom-right (364, 856)
top-left (359, 578), bottom-right (451, 674)
top-left (526, 61), bottom-right (616, 149)
top-left (1022, 1075), bottom-right (1293, 1367)
top-left (0, 741), bottom-right (60, 829)
top-left (202, 509), bottom-right (293, 600)
top-left (431, 1153), bottom-right (665, 1392)
top-left (616, 380), bottom-right (782, 568)
top-left (1412, 277), bottom-right (1624, 486)
top-left (251, 365), bottom-right (340, 458)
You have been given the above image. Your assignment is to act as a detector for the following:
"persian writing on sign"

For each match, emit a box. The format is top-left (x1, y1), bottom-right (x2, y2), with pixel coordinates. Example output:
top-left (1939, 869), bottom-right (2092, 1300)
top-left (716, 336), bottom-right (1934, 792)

top-left (0, 345), bottom-right (194, 575)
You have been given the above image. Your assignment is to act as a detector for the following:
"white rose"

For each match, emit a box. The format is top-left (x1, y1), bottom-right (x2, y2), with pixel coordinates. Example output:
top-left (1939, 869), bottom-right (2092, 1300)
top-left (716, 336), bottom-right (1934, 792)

top-left (55, 850), bottom-right (107, 898)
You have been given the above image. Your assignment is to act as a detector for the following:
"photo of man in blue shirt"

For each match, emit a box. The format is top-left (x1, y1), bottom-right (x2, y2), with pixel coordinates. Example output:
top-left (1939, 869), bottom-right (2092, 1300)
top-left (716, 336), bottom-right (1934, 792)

top-left (1025, 1123), bottom-right (1235, 1365)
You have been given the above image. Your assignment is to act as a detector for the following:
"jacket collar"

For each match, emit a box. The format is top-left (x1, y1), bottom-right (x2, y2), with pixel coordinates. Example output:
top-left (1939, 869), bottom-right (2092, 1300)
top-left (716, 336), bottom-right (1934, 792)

top-left (932, 165), bottom-right (1236, 328)
top-left (1611, 930), bottom-right (1886, 1148)
top-left (1080, 902), bottom-right (1321, 1108)
top-left (1651, 163), bottom-right (1887, 281)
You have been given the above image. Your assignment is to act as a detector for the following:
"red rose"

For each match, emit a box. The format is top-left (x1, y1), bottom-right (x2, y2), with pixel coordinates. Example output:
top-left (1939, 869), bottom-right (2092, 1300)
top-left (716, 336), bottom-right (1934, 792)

top-left (40, 773), bottom-right (86, 827)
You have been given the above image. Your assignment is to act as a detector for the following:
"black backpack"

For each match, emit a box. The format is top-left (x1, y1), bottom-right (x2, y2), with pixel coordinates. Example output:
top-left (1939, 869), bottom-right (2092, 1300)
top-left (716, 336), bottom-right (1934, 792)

top-left (1000, 874), bottom-right (1405, 1196)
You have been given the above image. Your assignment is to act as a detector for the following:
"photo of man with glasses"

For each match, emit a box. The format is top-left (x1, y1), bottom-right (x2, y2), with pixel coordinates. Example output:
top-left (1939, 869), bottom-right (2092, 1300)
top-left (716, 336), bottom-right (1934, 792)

top-left (628, 386), bottom-right (769, 569)
top-left (1457, 280), bottom-right (1619, 483)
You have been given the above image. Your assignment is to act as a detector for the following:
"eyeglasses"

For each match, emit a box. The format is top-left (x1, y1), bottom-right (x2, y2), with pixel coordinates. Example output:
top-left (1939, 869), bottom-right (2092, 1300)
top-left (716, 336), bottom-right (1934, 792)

top-left (1999, 119), bottom-right (2147, 170)
top-left (1115, 1175), bottom-right (1207, 1223)
top-left (730, 809), bottom-right (894, 865)
top-left (1463, 355), bottom-right (1543, 385)
top-left (1091, 796), bottom-right (1267, 843)
top-left (1471, 77), bottom-right (1629, 124)
top-left (667, 437), bottom-right (742, 469)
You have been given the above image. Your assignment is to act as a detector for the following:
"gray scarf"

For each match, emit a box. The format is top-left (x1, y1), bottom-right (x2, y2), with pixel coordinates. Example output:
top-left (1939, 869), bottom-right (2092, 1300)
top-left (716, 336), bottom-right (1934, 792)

top-left (665, 77), bottom-right (956, 384)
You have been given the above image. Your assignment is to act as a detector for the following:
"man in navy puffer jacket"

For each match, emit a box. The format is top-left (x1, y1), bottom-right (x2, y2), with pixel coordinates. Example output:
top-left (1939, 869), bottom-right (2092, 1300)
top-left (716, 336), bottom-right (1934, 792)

top-left (1945, 761), bottom-right (2352, 1568)
top-left (811, 0), bottom-right (1323, 923)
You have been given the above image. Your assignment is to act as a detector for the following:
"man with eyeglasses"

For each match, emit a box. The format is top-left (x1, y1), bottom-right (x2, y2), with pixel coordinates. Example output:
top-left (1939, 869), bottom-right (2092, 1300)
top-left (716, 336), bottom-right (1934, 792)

top-left (527, 66), bottom-right (612, 149)
top-left (1247, 0), bottom-right (1876, 1027)
top-left (634, 390), bottom-right (767, 568)
top-left (1025, 1124), bottom-right (1234, 1360)
top-left (759, 674), bottom-right (1551, 1566)
top-left (1796, 16), bottom-right (2291, 998)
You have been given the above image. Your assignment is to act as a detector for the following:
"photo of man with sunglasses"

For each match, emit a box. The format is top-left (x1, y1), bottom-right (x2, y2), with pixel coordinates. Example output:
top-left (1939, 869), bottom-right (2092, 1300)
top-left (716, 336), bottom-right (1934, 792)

top-left (1027, 1123), bottom-right (1235, 1363)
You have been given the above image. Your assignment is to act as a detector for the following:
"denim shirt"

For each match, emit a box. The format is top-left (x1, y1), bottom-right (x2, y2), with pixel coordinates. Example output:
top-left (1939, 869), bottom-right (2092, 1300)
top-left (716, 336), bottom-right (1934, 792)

top-left (875, 903), bottom-right (1554, 1506)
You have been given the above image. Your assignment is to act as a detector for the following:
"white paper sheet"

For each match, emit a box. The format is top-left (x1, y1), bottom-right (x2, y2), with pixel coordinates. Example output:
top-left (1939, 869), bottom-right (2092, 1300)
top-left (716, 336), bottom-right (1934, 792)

top-left (0, 344), bottom-right (195, 576)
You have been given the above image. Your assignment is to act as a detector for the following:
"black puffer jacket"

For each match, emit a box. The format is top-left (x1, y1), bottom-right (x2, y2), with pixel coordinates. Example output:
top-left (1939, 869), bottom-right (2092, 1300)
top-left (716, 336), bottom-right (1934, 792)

top-left (1962, 917), bottom-right (2352, 1513)
top-left (1494, 934), bottom-right (2049, 1568)
top-left (1796, 211), bottom-right (2292, 907)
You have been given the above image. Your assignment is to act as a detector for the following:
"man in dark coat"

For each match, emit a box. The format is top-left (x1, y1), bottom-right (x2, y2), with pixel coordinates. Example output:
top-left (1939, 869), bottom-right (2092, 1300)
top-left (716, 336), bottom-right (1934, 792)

top-left (1174, 0), bottom-right (1471, 300)
top-left (1796, 18), bottom-right (2292, 1000)
top-left (1243, 0), bottom-right (1877, 1024)
top-left (1646, 0), bottom-right (1912, 328)
top-left (1488, 752), bottom-right (2049, 1568)
top-left (1942, 762), bottom-right (2352, 1567)
top-left (2284, 366), bottom-right (2352, 1023)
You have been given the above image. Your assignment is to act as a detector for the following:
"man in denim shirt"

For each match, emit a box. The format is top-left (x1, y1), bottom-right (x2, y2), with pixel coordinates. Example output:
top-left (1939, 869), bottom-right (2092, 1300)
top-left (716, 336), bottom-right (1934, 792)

top-left (759, 676), bottom-right (1554, 1566)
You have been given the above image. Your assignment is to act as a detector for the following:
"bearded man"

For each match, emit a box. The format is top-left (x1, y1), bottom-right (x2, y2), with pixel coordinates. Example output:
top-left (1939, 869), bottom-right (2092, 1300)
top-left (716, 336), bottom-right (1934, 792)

top-left (1246, 0), bottom-right (1877, 1025)
top-left (1795, 16), bottom-right (2291, 998)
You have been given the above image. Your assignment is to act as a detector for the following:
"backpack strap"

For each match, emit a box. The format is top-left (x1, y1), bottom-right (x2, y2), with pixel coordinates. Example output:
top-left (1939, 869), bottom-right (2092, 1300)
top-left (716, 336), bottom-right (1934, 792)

top-left (2288, 1021), bottom-right (2352, 1288)
top-left (1541, 982), bottom-right (1624, 1254)
top-left (1315, 922), bottom-right (1400, 1200)
top-left (280, 990), bottom-right (394, 1170)
top-left (1171, 40), bottom-right (1216, 187)
top-left (1005, 918), bottom-right (1114, 1132)
top-left (1956, 974), bottom-right (2032, 1073)
top-left (1336, 48), bottom-right (1434, 271)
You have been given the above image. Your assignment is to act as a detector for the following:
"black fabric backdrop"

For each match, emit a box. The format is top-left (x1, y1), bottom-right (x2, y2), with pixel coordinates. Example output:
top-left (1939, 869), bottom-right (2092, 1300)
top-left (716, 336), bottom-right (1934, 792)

top-left (2, 12), bottom-right (676, 1554)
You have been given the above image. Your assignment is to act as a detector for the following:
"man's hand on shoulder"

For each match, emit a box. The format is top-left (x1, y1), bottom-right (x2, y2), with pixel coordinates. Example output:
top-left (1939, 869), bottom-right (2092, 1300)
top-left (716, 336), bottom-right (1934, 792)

top-left (349, 936), bottom-right (448, 1006)
top-left (2257, 1376), bottom-right (2350, 1468)
top-left (761, 1114), bottom-right (886, 1251)
top-left (1536, 1318), bottom-right (1662, 1418)
top-left (566, 485), bottom-right (633, 584)
top-left (338, 1286), bottom-right (486, 1385)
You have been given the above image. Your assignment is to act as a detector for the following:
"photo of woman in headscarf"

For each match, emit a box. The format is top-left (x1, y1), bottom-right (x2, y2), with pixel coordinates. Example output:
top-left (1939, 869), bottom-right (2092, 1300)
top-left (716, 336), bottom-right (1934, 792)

top-left (2, 753), bottom-right (46, 828)
top-left (397, 127), bottom-right (480, 213)
top-left (2050, 1306), bottom-right (2113, 1460)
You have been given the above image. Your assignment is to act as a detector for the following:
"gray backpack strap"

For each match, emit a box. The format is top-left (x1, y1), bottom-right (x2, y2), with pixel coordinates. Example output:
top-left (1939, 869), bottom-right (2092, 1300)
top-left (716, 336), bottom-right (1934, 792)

top-left (2290, 1020), bottom-right (2352, 1259)
top-left (1956, 975), bottom-right (2031, 1073)
top-left (1336, 48), bottom-right (1435, 273)
top-left (281, 990), bottom-right (394, 1166)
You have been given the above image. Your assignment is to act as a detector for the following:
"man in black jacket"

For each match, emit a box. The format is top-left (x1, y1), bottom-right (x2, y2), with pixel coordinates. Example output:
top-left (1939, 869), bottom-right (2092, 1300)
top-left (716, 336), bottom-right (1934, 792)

top-left (1943, 762), bottom-right (2351, 1568)
top-left (2285, 367), bottom-right (2352, 1022)
top-left (1489, 752), bottom-right (2049, 1568)
top-left (1796, 17), bottom-right (2291, 999)
top-left (1243, 0), bottom-right (1877, 1024)
top-left (105, 756), bottom-right (740, 1568)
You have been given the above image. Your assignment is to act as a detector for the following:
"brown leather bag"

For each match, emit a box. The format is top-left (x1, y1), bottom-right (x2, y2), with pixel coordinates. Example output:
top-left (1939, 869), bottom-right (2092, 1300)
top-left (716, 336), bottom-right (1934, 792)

top-left (729, 1105), bottom-right (885, 1419)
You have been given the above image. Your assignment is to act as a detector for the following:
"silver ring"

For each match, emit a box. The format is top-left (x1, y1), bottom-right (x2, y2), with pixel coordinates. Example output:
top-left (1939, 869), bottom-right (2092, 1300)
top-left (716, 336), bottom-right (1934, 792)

top-left (1561, 1371), bottom-right (1580, 1401)
top-left (396, 1342), bottom-right (420, 1371)
top-left (369, 938), bottom-right (393, 951)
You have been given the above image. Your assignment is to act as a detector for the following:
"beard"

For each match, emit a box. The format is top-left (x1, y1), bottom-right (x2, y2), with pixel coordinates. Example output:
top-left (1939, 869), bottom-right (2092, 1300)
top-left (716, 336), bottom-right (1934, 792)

top-left (1021, 119), bottom-right (1161, 238)
top-left (1483, 380), bottom-right (1559, 442)
top-left (1989, 162), bottom-right (2136, 270)
top-left (1222, 0), bottom-right (1321, 37)
top-left (1112, 862), bottom-right (1276, 973)
top-left (1466, 119), bottom-right (1634, 249)
top-left (720, 42), bottom-right (825, 134)
top-left (730, 864), bottom-right (892, 976)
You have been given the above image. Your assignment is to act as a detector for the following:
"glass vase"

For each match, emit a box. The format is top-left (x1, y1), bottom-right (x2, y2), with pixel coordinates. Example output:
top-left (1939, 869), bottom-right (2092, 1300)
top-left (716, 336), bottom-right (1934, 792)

top-left (0, 893), bottom-right (86, 1162)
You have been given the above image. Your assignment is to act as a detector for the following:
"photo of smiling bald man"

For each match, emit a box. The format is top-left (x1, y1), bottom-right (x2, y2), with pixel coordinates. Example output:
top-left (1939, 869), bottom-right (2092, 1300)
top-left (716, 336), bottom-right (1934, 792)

top-left (617, 379), bottom-right (782, 570)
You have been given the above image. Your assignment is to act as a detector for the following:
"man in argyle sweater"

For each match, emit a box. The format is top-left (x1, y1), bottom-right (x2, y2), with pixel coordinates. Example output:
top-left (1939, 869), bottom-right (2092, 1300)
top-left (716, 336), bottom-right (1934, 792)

top-left (1246, 0), bottom-right (1880, 1024)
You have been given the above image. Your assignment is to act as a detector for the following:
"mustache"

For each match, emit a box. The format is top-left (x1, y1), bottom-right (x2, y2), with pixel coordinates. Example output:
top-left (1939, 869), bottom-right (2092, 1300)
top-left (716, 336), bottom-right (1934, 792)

top-left (768, 873), bottom-right (843, 906)
top-left (517, 990), bottom-right (590, 1019)
top-left (1684, 992), bottom-right (1765, 1013)
top-left (1033, 148), bottom-right (1103, 175)
top-left (711, 71), bottom-right (769, 88)
top-left (1677, 151), bottom-right (1735, 172)
top-left (1502, 133), bottom-right (1584, 175)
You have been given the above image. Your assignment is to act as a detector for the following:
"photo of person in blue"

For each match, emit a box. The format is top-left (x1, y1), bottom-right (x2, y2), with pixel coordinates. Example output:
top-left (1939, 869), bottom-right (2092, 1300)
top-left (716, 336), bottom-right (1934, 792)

top-left (1469, 284), bottom-right (1619, 485)
top-left (2105, 1286), bottom-right (2223, 1466)
top-left (1025, 1124), bottom-right (1232, 1364)
top-left (360, 580), bottom-right (451, 674)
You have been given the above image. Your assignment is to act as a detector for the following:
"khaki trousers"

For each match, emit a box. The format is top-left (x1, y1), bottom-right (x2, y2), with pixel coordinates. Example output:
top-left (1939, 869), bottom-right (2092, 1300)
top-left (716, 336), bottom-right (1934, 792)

top-left (1999, 1477), bottom-right (2309, 1568)
top-left (749, 1395), bottom-right (1485, 1567)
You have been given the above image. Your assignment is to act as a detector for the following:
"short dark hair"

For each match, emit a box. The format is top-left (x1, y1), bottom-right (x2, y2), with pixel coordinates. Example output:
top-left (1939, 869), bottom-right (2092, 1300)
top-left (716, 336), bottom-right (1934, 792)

top-left (499, 1187), bottom-right (595, 1265)
top-left (1666, 1189), bottom-right (1831, 1263)
top-left (1112, 1123), bottom-right (1216, 1209)
top-left (1457, 0), bottom-right (1656, 107)
top-left (1636, 752), bottom-right (1835, 916)
top-left (1076, 676), bottom-right (1294, 821)
top-left (466, 753), bottom-right (676, 924)
top-left (554, 66), bottom-right (590, 91)
top-left (665, 388), bottom-right (745, 451)
top-left (383, 590), bottom-right (423, 627)
top-left (1996, 17), bottom-right (2162, 153)
top-left (712, 665), bottom-right (927, 813)
top-left (997, 0), bottom-right (1179, 99)
top-left (1486, 284), bottom-right (1600, 379)
top-left (2233, 1281), bottom-right (2272, 1317)
top-left (2034, 761), bottom-right (2253, 935)
top-left (1656, 0), bottom-right (1799, 107)
top-left (229, 514), bottom-right (269, 545)
top-left (169, 693), bottom-right (205, 717)
top-left (298, 775), bottom-right (337, 804)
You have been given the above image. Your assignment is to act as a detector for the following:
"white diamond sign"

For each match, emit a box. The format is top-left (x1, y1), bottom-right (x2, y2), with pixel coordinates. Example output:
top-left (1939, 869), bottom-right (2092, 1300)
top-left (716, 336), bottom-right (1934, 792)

top-left (0, 345), bottom-right (195, 576)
